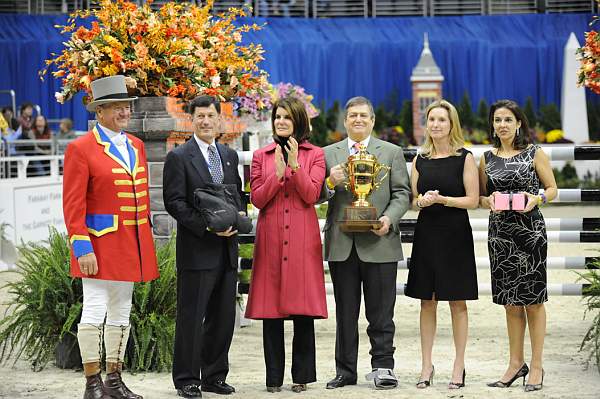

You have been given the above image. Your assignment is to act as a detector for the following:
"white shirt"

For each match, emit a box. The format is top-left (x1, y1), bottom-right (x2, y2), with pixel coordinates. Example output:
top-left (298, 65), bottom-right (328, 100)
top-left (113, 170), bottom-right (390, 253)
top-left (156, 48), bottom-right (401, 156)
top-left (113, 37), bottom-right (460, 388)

top-left (347, 136), bottom-right (371, 154)
top-left (98, 123), bottom-right (131, 170)
top-left (193, 134), bottom-right (223, 177)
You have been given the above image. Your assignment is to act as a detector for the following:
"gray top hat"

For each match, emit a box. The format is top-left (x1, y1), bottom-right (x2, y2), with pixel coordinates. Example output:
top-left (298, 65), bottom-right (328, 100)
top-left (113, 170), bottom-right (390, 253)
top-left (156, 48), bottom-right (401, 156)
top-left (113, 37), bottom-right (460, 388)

top-left (86, 75), bottom-right (138, 112)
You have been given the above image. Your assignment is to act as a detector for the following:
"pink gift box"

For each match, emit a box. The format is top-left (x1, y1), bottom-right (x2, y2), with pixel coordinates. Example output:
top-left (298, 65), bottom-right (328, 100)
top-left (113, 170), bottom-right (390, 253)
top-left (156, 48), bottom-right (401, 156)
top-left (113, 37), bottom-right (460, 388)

top-left (494, 193), bottom-right (527, 210)
top-left (494, 193), bottom-right (510, 210)
top-left (511, 193), bottom-right (527, 211)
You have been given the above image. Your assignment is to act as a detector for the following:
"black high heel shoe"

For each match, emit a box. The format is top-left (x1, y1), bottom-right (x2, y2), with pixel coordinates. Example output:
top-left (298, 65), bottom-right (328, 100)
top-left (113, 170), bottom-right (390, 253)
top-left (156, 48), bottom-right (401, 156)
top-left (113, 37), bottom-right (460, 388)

top-left (487, 363), bottom-right (529, 388)
top-left (416, 365), bottom-right (434, 389)
top-left (448, 369), bottom-right (466, 389)
top-left (524, 369), bottom-right (544, 392)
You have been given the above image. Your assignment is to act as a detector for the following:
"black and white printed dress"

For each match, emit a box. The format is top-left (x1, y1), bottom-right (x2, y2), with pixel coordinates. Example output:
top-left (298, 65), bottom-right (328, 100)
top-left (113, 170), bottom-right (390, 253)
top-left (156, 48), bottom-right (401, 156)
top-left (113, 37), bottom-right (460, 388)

top-left (484, 145), bottom-right (548, 305)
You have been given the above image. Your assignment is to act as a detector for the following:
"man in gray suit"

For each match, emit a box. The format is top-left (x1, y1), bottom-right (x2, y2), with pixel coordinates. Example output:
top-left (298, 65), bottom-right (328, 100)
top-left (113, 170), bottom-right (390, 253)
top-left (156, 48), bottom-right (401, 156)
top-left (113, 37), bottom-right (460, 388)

top-left (322, 96), bottom-right (410, 390)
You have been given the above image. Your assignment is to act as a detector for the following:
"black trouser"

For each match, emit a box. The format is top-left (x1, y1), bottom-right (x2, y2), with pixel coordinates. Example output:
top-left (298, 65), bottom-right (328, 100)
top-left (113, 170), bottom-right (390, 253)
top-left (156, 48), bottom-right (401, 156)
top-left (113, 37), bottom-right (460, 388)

top-left (172, 263), bottom-right (237, 389)
top-left (263, 317), bottom-right (316, 387)
top-left (329, 245), bottom-right (397, 379)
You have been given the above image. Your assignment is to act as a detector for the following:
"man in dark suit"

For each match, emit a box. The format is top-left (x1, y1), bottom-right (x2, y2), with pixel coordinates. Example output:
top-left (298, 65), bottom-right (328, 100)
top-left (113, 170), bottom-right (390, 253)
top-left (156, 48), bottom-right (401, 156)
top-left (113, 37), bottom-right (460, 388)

top-left (163, 96), bottom-right (242, 398)
top-left (321, 97), bottom-right (410, 390)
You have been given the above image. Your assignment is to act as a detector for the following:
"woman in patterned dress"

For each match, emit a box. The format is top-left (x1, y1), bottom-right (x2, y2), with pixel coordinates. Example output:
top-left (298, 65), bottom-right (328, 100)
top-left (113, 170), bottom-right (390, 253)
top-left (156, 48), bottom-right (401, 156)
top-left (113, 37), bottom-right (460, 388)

top-left (478, 100), bottom-right (557, 392)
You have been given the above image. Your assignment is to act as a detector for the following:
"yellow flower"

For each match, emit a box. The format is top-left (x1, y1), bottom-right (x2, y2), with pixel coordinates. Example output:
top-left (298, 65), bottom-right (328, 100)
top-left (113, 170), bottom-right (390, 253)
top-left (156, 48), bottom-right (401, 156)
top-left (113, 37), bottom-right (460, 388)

top-left (102, 64), bottom-right (119, 76)
top-left (545, 129), bottom-right (564, 143)
top-left (103, 35), bottom-right (124, 51)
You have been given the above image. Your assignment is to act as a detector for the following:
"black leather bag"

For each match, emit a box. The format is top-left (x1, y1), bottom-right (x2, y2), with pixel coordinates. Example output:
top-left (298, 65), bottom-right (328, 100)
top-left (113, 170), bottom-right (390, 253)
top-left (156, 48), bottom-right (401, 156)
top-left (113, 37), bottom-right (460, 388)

top-left (193, 183), bottom-right (253, 234)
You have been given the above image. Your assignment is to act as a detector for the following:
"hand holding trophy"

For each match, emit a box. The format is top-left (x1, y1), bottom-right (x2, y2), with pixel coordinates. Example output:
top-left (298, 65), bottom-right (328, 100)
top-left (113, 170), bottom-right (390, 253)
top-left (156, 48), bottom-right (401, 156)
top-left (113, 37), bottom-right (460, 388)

top-left (339, 144), bottom-right (391, 232)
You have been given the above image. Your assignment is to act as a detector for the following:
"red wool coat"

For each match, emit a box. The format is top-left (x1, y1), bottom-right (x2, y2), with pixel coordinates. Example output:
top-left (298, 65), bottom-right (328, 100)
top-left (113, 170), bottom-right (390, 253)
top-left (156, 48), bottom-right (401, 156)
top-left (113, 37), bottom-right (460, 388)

top-left (245, 141), bottom-right (328, 319)
top-left (62, 126), bottom-right (159, 282)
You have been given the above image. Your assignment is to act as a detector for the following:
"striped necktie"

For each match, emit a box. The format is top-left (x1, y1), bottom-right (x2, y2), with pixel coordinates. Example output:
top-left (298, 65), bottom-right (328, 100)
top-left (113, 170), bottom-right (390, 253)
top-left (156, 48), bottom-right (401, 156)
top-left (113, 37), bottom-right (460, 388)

top-left (207, 144), bottom-right (224, 184)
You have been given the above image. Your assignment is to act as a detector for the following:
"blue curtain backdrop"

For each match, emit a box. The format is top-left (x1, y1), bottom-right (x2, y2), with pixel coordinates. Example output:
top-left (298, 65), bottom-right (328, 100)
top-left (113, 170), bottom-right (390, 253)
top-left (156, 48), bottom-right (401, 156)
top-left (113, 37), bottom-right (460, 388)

top-left (0, 13), bottom-right (593, 131)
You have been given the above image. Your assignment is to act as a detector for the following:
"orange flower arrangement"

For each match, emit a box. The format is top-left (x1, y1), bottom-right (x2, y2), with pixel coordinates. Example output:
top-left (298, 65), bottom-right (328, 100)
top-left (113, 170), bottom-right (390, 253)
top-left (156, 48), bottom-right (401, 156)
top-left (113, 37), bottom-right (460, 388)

top-left (40, 0), bottom-right (268, 105)
top-left (577, 9), bottom-right (600, 94)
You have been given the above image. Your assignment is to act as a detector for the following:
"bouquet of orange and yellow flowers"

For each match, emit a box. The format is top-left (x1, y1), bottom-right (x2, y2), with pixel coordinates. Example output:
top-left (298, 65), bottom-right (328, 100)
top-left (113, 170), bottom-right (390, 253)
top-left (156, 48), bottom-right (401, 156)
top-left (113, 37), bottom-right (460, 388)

top-left (577, 6), bottom-right (600, 94)
top-left (41, 0), bottom-right (268, 105)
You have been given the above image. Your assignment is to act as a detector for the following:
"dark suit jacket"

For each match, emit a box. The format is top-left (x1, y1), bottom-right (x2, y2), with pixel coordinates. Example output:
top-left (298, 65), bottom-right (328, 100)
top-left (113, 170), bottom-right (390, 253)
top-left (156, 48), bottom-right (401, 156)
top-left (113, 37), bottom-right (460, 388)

top-left (163, 138), bottom-right (243, 271)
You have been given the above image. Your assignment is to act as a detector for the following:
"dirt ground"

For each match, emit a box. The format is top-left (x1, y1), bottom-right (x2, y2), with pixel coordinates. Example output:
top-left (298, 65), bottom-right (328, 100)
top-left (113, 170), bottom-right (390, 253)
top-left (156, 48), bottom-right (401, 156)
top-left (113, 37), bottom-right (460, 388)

top-left (1, 206), bottom-right (599, 398)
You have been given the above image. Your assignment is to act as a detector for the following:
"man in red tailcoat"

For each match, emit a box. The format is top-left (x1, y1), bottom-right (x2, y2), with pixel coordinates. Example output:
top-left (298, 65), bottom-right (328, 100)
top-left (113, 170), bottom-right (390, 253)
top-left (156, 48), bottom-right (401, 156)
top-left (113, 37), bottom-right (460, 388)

top-left (63, 75), bottom-right (159, 399)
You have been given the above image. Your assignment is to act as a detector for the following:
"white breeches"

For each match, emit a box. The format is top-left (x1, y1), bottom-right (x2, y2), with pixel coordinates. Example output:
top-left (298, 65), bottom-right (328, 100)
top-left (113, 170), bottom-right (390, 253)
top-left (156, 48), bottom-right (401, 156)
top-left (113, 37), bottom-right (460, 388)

top-left (80, 278), bottom-right (134, 326)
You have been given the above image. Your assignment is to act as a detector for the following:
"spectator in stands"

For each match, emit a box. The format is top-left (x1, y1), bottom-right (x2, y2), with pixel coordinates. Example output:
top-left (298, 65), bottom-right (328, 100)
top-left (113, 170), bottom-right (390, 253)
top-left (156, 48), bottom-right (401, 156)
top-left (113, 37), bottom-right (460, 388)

top-left (31, 114), bottom-right (52, 141)
top-left (57, 117), bottom-right (77, 139)
top-left (1, 106), bottom-right (18, 131)
top-left (23, 115), bottom-right (52, 176)
top-left (18, 102), bottom-right (34, 134)
top-left (0, 108), bottom-right (20, 173)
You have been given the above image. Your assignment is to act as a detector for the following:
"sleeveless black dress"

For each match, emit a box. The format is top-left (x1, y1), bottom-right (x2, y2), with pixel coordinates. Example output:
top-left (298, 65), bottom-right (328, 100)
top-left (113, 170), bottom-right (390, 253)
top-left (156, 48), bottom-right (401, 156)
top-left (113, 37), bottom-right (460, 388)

top-left (405, 148), bottom-right (478, 301)
top-left (484, 145), bottom-right (548, 305)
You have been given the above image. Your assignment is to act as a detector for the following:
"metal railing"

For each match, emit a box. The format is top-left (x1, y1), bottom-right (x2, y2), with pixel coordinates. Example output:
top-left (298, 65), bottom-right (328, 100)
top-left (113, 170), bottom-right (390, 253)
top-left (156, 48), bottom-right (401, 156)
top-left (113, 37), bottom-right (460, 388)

top-left (0, 155), bottom-right (63, 179)
top-left (2, 0), bottom-right (596, 17)
top-left (0, 138), bottom-right (73, 179)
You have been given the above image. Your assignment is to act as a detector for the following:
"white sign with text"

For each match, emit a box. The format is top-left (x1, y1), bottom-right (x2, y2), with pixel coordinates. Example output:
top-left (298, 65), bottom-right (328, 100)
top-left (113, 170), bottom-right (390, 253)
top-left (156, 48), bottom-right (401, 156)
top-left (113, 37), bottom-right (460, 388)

top-left (14, 183), bottom-right (66, 244)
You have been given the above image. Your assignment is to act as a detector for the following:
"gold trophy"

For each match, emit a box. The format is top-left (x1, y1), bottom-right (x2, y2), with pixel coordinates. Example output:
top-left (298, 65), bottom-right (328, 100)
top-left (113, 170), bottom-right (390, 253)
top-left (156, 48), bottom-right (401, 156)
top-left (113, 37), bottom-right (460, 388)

top-left (339, 144), bottom-right (391, 232)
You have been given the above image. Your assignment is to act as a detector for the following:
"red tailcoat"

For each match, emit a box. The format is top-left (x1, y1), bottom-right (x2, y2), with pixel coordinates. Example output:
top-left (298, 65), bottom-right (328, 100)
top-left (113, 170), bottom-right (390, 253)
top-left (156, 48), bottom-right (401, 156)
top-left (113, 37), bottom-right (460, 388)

top-left (245, 141), bottom-right (328, 319)
top-left (62, 126), bottom-right (159, 282)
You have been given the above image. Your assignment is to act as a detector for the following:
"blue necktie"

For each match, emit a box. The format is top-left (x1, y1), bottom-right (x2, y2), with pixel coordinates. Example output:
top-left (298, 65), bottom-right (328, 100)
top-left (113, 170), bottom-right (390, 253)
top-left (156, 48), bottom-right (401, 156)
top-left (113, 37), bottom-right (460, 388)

top-left (208, 144), bottom-right (224, 184)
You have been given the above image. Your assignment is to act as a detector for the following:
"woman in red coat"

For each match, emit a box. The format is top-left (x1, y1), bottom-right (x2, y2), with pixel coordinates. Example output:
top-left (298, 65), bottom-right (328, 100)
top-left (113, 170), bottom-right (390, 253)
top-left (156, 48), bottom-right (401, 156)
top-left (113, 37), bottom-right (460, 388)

top-left (246, 97), bottom-right (327, 393)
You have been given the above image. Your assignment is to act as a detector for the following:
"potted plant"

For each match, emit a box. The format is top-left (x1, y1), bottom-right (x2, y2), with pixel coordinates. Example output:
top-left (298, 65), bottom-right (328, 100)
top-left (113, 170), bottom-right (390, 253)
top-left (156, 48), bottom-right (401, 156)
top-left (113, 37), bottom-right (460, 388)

top-left (0, 228), bottom-right (178, 372)
top-left (578, 256), bottom-right (600, 374)
top-left (0, 227), bottom-right (82, 371)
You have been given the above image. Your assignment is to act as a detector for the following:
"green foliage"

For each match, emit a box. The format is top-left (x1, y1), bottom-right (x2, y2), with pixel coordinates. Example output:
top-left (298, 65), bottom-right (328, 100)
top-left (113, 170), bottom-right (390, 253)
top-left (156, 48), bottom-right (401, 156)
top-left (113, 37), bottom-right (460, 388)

top-left (239, 243), bottom-right (254, 259)
top-left (374, 103), bottom-right (395, 133)
top-left (474, 99), bottom-right (489, 131)
top-left (315, 203), bottom-right (328, 219)
top-left (126, 233), bottom-right (177, 372)
top-left (374, 91), bottom-right (402, 134)
top-left (0, 226), bottom-right (81, 371)
top-left (552, 168), bottom-right (578, 188)
top-left (586, 102), bottom-right (599, 142)
top-left (310, 101), bottom-right (341, 147)
top-left (577, 257), bottom-right (600, 375)
top-left (553, 162), bottom-right (600, 189)
top-left (0, 229), bottom-right (178, 372)
top-left (399, 100), bottom-right (414, 144)
top-left (538, 103), bottom-right (562, 131)
top-left (326, 101), bottom-right (341, 131)
top-left (309, 100), bottom-right (330, 148)
top-left (524, 97), bottom-right (537, 128)
top-left (377, 126), bottom-right (411, 147)
top-left (582, 170), bottom-right (600, 189)
top-left (457, 92), bottom-right (475, 130)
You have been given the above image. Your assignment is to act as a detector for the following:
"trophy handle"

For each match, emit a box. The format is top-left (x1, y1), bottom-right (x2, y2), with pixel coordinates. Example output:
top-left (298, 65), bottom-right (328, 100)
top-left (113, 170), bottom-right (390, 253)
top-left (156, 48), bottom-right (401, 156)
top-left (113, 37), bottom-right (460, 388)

top-left (373, 164), bottom-right (391, 190)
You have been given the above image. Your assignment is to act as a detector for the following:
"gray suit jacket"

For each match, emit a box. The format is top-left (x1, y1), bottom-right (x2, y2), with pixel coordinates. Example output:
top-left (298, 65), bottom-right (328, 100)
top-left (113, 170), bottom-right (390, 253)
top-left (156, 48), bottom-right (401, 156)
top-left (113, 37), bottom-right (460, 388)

top-left (321, 137), bottom-right (410, 263)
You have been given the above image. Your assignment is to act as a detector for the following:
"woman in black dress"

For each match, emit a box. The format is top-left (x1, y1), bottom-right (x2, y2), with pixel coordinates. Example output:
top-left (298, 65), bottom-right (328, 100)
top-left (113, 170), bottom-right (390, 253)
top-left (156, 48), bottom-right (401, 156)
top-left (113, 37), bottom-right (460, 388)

top-left (479, 100), bottom-right (557, 392)
top-left (405, 100), bottom-right (479, 390)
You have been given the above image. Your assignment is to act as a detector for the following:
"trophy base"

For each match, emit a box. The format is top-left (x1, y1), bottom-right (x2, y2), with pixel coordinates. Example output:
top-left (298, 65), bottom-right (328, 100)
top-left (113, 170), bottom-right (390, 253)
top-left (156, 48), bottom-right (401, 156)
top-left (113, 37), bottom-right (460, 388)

top-left (339, 206), bottom-right (382, 233)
